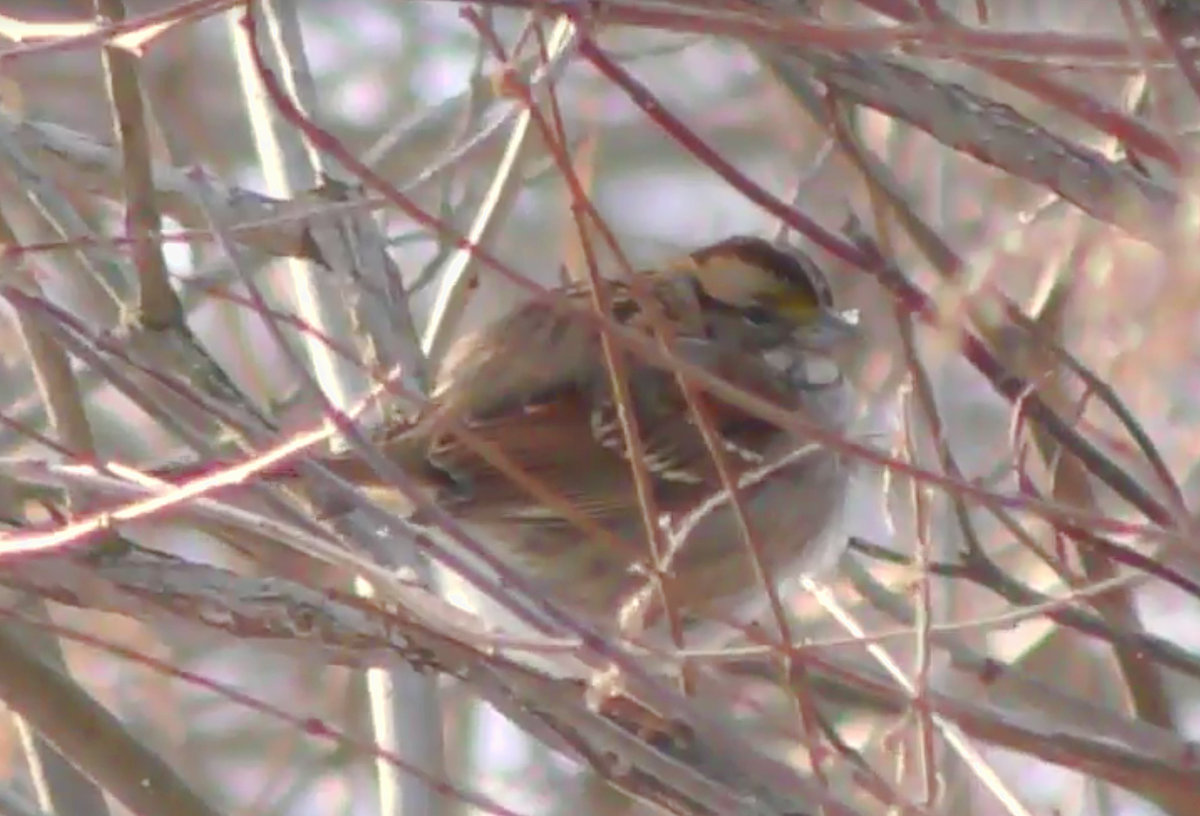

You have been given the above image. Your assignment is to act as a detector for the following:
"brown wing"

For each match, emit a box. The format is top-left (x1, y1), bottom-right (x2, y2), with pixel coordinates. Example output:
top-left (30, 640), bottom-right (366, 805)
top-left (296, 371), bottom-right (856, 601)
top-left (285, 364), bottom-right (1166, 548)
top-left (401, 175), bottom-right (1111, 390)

top-left (420, 393), bottom-right (645, 524)
top-left (588, 338), bottom-right (802, 506)
top-left (402, 349), bottom-right (799, 523)
top-left (343, 279), bottom-right (667, 523)
top-left (347, 273), bottom-right (796, 528)
top-left (431, 285), bottom-right (607, 421)
top-left (311, 399), bottom-right (641, 527)
top-left (430, 274), bottom-right (709, 421)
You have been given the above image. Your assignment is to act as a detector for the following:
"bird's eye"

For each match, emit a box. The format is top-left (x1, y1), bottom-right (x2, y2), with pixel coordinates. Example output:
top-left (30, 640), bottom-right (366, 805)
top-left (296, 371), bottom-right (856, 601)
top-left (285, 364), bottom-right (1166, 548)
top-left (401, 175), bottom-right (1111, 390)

top-left (741, 304), bottom-right (775, 326)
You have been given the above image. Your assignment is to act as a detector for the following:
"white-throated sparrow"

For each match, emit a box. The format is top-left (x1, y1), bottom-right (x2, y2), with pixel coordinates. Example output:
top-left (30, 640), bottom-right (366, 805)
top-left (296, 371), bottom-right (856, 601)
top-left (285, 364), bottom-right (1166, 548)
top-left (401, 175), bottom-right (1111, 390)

top-left (168, 236), bottom-right (859, 650)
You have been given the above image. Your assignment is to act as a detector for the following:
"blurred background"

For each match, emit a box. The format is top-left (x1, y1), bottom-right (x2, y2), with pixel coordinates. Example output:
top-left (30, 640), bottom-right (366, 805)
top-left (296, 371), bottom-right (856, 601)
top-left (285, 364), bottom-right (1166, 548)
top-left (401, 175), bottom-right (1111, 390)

top-left (1, 1), bottom-right (1199, 816)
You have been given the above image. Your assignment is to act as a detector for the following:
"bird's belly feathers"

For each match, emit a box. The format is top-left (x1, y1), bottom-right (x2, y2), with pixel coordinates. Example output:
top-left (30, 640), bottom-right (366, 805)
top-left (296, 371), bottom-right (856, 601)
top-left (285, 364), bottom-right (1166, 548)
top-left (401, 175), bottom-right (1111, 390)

top-left (469, 442), bottom-right (849, 631)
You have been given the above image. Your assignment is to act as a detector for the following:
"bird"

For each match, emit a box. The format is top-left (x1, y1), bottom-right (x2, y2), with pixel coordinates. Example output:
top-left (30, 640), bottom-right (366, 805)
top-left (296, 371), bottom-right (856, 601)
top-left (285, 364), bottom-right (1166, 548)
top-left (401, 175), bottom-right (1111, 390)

top-left (165, 235), bottom-right (860, 655)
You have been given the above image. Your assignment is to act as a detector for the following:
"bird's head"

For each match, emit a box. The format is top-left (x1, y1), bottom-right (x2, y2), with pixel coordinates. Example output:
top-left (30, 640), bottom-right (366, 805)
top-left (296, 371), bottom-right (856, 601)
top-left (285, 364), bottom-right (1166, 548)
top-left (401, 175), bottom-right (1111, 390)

top-left (674, 235), bottom-right (859, 352)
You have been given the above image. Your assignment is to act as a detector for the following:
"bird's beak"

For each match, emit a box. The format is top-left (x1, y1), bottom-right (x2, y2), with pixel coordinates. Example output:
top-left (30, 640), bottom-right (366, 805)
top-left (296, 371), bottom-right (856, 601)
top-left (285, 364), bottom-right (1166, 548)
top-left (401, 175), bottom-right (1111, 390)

top-left (797, 307), bottom-right (861, 350)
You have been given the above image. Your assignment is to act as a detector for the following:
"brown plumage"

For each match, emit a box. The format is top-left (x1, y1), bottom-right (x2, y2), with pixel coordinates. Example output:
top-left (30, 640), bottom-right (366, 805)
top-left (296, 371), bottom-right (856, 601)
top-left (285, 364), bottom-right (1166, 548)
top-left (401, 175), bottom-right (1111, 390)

top-left (164, 236), bottom-right (858, 631)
